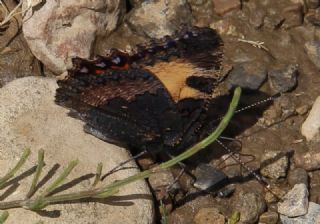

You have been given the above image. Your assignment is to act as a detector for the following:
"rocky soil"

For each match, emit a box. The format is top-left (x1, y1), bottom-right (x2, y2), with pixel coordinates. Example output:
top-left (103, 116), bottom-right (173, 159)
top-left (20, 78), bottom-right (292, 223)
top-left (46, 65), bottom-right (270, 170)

top-left (1, 0), bottom-right (320, 223)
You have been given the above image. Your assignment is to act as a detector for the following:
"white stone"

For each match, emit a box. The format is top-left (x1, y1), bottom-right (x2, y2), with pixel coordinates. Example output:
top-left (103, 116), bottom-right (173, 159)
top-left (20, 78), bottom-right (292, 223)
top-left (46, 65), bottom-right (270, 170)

top-left (278, 184), bottom-right (309, 217)
top-left (0, 77), bottom-right (154, 224)
top-left (281, 202), bottom-right (320, 224)
top-left (301, 96), bottom-right (320, 142)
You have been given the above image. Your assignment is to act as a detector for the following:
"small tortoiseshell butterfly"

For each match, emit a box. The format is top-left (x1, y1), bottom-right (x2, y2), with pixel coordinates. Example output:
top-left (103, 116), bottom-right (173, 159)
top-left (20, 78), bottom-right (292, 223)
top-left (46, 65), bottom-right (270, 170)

top-left (55, 26), bottom-right (227, 155)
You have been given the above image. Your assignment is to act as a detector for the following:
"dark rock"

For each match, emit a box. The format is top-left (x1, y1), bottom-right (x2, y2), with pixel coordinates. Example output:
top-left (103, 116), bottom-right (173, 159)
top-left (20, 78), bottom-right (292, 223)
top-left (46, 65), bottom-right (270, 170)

top-left (193, 163), bottom-right (228, 191)
top-left (226, 63), bottom-right (267, 90)
top-left (259, 211), bottom-right (279, 224)
top-left (278, 184), bottom-right (309, 217)
top-left (212, 0), bottom-right (241, 16)
top-left (280, 202), bottom-right (320, 224)
top-left (287, 168), bottom-right (309, 187)
top-left (260, 151), bottom-right (289, 179)
top-left (306, 0), bottom-right (320, 9)
top-left (305, 9), bottom-right (320, 26)
top-left (268, 64), bottom-right (298, 94)
top-left (234, 191), bottom-right (267, 223)
top-left (305, 41), bottom-right (320, 70)
top-left (193, 208), bottom-right (225, 224)
top-left (282, 4), bottom-right (304, 29)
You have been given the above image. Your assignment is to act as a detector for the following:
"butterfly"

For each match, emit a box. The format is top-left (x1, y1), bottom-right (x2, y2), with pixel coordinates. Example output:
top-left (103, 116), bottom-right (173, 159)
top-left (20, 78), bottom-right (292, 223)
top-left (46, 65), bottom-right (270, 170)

top-left (55, 26), bottom-right (227, 155)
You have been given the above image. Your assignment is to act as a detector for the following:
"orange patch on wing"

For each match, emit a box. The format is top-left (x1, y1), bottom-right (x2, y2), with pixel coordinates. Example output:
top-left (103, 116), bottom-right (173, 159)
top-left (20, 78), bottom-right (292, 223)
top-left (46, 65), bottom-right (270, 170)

top-left (95, 69), bottom-right (105, 75)
top-left (111, 64), bottom-right (129, 70)
top-left (145, 61), bottom-right (205, 102)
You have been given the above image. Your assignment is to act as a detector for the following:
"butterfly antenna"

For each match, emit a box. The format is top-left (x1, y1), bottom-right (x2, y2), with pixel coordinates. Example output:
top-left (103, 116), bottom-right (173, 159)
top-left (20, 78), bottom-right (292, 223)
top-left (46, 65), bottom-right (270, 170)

top-left (216, 138), bottom-right (283, 200)
top-left (235, 95), bottom-right (275, 114)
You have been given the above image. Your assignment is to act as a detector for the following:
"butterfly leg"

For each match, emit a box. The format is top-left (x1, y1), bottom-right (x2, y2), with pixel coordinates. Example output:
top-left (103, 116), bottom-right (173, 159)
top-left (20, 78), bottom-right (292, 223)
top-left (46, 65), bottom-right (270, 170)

top-left (101, 150), bottom-right (148, 180)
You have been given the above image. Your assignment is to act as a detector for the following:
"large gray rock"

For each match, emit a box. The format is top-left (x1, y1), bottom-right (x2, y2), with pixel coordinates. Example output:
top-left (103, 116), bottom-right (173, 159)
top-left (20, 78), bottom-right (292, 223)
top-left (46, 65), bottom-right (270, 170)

top-left (0, 77), bottom-right (154, 224)
top-left (22, 0), bottom-right (126, 74)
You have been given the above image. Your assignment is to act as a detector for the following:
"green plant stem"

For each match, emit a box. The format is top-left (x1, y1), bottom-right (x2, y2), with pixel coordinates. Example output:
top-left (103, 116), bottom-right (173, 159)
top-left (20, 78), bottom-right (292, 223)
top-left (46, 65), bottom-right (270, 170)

top-left (26, 149), bottom-right (45, 198)
top-left (0, 148), bottom-right (31, 189)
top-left (0, 87), bottom-right (241, 210)
top-left (0, 211), bottom-right (9, 224)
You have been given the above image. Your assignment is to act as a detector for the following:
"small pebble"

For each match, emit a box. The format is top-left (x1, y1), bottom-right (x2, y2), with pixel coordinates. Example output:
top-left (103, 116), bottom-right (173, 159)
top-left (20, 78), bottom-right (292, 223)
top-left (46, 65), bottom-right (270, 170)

top-left (287, 168), bottom-right (309, 187)
top-left (268, 64), bottom-right (298, 94)
top-left (305, 41), bottom-right (320, 70)
top-left (278, 183), bottom-right (309, 217)
top-left (296, 105), bottom-right (310, 115)
top-left (148, 170), bottom-right (179, 200)
top-left (260, 151), bottom-right (289, 179)
top-left (259, 211), bottom-right (279, 224)
top-left (294, 149), bottom-right (320, 171)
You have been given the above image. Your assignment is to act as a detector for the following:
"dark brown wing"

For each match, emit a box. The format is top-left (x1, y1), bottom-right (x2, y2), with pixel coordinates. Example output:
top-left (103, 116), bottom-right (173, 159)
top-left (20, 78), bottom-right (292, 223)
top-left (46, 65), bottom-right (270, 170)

top-left (55, 26), bottom-right (224, 153)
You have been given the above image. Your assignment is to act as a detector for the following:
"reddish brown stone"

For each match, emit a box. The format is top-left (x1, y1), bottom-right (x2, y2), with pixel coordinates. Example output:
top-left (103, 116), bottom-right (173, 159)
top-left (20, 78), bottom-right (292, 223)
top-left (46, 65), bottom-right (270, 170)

top-left (212, 0), bottom-right (241, 16)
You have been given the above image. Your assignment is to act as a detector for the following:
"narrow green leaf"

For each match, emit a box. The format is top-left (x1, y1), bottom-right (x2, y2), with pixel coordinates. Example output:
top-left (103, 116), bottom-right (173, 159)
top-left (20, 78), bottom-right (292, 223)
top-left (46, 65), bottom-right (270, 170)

top-left (41, 160), bottom-right (79, 197)
top-left (0, 148), bottom-right (31, 189)
top-left (26, 149), bottom-right (45, 198)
